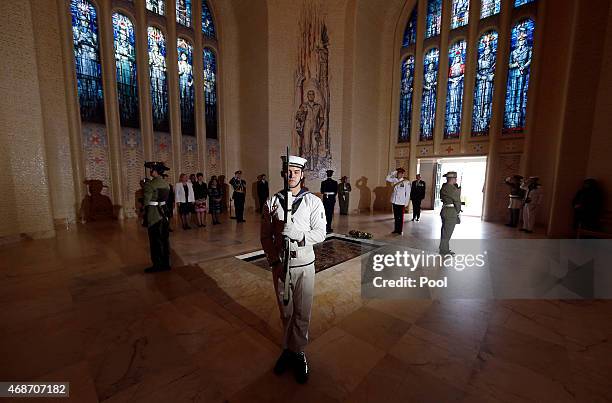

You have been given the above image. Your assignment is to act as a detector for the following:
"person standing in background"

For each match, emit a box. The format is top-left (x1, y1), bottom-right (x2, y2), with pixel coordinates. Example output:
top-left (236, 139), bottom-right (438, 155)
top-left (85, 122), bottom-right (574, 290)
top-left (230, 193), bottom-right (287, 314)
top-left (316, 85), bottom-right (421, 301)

top-left (520, 176), bottom-right (543, 234)
top-left (386, 168), bottom-right (411, 235)
top-left (208, 176), bottom-right (223, 225)
top-left (410, 174), bottom-right (426, 222)
top-left (230, 170), bottom-right (247, 223)
top-left (193, 173), bottom-right (208, 227)
top-left (257, 174), bottom-right (270, 213)
top-left (338, 176), bottom-right (351, 215)
top-left (320, 170), bottom-right (338, 233)
top-left (175, 173), bottom-right (195, 230)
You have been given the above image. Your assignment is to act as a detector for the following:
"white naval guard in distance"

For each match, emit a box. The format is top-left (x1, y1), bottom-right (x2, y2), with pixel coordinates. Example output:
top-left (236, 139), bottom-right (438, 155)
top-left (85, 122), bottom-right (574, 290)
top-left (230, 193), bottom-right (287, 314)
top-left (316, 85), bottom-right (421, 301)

top-left (260, 155), bottom-right (327, 384)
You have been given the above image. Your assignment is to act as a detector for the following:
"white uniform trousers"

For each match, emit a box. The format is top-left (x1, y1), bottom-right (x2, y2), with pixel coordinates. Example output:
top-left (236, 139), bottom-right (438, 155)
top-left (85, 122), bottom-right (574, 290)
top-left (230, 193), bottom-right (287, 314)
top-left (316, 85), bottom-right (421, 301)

top-left (276, 263), bottom-right (315, 353)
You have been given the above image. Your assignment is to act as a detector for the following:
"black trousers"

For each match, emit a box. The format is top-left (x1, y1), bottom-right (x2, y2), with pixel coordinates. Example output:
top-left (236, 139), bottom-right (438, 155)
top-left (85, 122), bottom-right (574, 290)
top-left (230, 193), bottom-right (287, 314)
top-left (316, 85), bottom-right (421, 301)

top-left (234, 192), bottom-right (245, 221)
top-left (392, 203), bottom-right (405, 233)
top-left (411, 198), bottom-right (422, 220)
top-left (148, 219), bottom-right (170, 269)
top-left (323, 196), bottom-right (336, 231)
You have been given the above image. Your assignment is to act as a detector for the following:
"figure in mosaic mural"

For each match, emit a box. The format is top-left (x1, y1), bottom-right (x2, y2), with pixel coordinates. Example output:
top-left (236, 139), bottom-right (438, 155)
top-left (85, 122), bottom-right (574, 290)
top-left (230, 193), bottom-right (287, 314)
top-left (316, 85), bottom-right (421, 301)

top-left (292, 1), bottom-right (331, 177)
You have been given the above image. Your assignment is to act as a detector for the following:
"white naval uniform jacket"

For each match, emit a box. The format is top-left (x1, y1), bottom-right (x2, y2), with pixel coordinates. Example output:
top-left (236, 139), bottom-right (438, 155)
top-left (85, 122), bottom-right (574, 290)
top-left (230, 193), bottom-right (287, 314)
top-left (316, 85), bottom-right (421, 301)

top-left (261, 190), bottom-right (327, 267)
top-left (386, 171), bottom-right (411, 206)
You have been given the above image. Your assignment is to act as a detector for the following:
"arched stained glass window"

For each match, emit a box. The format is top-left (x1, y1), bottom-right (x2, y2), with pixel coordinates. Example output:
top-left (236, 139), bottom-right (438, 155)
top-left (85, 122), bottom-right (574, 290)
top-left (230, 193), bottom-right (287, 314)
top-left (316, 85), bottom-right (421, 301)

top-left (399, 56), bottom-right (415, 143)
top-left (426, 0), bottom-right (442, 38)
top-left (514, 0), bottom-right (535, 7)
top-left (112, 13), bottom-right (139, 128)
top-left (203, 48), bottom-right (218, 139)
top-left (146, 0), bottom-right (165, 15)
top-left (451, 0), bottom-right (469, 29)
top-left (402, 8), bottom-right (417, 47)
top-left (70, 0), bottom-right (105, 123)
top-left (420, 48), bottom-right (439, 141)
top-left (503, 19), bottom-right (534, 134)
top-left (472, 31), bottom-right (498, 136)
top-left (148, 27), bottom-right (169, 132)
top-left (176, 0), bottom-right (192, 27)
top-left (480, 0), bottom-right (500, 19)
top-left (177, 38), bottom-right (195, 135)
top-left (444, 40), bottom-right (466, 139)
top-left (202, 0), bottom-right (216, 39)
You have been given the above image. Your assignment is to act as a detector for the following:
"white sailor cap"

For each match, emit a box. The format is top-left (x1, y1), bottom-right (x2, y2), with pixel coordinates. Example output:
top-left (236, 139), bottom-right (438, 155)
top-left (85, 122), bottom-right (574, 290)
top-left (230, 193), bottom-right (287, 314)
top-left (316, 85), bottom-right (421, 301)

top-left (283, 155), bottom-right (308, 169)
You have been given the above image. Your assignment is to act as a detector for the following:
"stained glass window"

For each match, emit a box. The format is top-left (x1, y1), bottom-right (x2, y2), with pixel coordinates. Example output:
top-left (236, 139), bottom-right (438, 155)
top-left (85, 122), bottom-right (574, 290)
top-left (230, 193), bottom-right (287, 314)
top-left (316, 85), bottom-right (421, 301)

top-left (399, 56), bottom-right (415, 143)
top-left (202, 0), bottom-right (216, 39)
top-left (480, 0), bottom-right (500, 18)
top-left (203, 48), bottom-right (218, 139)
top-left (70, 0), bottom-right (105, 123)
top-left (472, 31), bottom-right (498, 136)
top-left (444, 40), bottom-right (466, 139)
top-left (426, 0), bottom-right (442, 38)
top-left (176, 0), bottom-right (192, 27)
top-left (420, 48), bottom-right (439, 141)
top-left (503, 19), bottom-right (534, 134)
top-left (402, 8), bottom-right (417, 47)
top-left (112, 13), bottom-right (139, 128)
top-left (146, 0), bottom-right (165, 15)
top-left (148, 27), bottom-right (169, 132)
top-left (451, 0), bottom-right (469, 29)
top-left (514, 0), bottom-right (535, 7)
top-left (177, 38), bottom-right (195, 135)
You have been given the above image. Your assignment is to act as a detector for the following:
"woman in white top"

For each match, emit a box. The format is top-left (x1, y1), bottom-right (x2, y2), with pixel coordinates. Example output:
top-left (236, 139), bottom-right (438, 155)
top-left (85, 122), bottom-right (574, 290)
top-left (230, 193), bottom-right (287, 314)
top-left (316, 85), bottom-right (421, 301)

top-left (175, 173), bottom-right (195, 230)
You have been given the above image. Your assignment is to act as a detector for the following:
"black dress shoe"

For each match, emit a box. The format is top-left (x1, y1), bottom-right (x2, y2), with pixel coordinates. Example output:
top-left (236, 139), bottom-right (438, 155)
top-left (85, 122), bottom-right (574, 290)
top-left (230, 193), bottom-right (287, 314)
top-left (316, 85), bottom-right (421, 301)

top-left (273, 349), bottom-right (295, 375)
top-left (144, 266), bottom-right (171, 273)
top-left (294, 352), bottom-right (309, 384)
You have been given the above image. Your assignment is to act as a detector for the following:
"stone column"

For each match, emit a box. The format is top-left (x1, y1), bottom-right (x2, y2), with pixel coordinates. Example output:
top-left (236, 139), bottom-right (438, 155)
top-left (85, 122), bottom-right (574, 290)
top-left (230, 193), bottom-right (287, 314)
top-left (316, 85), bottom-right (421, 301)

top-left (166, 0), bottom-right (182, 183)
top-left (135, 0), bottom-right (154, 161)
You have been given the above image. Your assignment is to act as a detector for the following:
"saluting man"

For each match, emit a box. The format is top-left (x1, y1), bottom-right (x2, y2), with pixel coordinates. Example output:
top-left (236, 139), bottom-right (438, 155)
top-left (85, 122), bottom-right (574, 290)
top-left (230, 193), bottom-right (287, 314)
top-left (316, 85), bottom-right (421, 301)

top-left (320, 169), bottom-right (338, 233)
top-left (143, 162), bottom-right (172, 273)
top-left (386, 168), bottom-right (411, 235)
top-left (261, 155), bottom-right (326, 384)
top-left (439, 171), bottom-right (462, 255)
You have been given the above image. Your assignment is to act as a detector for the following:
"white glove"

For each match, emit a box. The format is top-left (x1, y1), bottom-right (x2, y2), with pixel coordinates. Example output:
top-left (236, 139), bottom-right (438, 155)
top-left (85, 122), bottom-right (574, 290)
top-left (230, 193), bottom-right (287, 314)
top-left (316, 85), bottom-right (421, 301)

top-left (282, 222), bottom-right (304, 243)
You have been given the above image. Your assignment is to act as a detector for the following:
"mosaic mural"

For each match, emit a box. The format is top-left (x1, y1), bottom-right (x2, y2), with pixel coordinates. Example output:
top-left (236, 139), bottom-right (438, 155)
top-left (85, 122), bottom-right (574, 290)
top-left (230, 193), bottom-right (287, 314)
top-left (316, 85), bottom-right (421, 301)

top-left (153, 131), bottom-right (173, 171)
top-left (82, 123), bottom-right (112, 197)
top-left (292, 1), bottom-right (332, 179)
top-left (182, 136), bottom-right (198, 175)
top-left (206, 138), bottom-right (221, 177)
top-left (121, 128), bottom-right (144, 217)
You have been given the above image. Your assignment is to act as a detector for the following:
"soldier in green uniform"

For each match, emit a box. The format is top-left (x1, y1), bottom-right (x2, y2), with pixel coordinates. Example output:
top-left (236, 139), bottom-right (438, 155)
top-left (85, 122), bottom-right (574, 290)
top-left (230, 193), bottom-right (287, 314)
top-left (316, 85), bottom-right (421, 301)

top-left (439, 171), bottom-right (462, 255)
top-left (143, 161), bottom-right (172, 273)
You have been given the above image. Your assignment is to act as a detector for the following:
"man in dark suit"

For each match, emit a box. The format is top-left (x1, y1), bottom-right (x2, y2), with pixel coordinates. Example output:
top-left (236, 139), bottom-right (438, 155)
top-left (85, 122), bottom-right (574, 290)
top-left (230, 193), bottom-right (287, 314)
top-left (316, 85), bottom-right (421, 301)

top-left (256, 174), bottom-right (269, 213)
top-left (320, 170), bottom-right (338, 233)
top-left (410, 174), bottom-right (426, 221)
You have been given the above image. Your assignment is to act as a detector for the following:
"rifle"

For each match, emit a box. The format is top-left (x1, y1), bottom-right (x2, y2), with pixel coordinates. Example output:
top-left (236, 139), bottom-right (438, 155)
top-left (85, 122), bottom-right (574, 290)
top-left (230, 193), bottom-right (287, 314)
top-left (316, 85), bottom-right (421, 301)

top-left (282, 146), bottom-right (293, 306)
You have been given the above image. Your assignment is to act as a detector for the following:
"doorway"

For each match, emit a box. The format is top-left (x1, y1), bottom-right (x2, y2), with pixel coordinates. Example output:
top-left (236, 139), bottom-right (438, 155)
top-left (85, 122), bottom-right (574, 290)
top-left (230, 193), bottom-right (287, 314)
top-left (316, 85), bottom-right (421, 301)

top-left (417, 156), bottom-right (487, 218)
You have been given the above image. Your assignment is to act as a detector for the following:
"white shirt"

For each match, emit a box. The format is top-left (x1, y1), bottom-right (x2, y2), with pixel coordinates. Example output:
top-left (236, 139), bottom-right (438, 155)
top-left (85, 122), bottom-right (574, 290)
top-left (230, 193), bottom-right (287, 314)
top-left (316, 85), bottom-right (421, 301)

top-left (261, 190), bottom-right (327, 266)
top-left (175, 181), bottom-right (195, 203)
top-left (386, 171), bottom-right (411, 206)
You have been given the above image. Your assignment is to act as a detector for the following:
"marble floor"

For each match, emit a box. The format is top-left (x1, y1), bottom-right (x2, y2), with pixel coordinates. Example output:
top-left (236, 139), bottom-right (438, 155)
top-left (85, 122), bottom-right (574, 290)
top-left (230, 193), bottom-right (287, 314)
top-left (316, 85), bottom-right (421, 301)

top-left (1, 210), bottom-right (611, 402)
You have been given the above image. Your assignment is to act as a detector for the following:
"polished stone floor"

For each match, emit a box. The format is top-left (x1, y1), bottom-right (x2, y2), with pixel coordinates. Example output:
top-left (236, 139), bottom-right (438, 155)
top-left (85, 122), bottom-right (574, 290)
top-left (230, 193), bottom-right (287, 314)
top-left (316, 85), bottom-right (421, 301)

top-left (1, 210), bottom-right (611, 402)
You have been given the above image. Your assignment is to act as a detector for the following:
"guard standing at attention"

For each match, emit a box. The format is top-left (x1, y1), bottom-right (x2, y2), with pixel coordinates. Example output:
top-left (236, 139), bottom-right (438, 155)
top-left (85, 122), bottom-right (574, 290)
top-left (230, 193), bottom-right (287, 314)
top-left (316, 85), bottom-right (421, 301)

top-left (439, 171), bottom-right (462, 255)
top-left (320, 169), bottom-right (338, 233)
top-left (338, 176), bottom-right (352, 215)
top-left (261, 155), bottom-right (326, 384)
top-left (230, 170), bottom-right (247, 222)
top-left (143, 161), bottom-right (171, 273)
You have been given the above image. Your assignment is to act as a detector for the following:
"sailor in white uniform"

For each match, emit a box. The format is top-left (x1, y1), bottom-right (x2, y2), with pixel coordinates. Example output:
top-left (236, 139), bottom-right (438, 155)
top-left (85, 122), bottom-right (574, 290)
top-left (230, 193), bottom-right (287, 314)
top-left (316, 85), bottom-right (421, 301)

top-left (261, 155), bottom-right (326, 384)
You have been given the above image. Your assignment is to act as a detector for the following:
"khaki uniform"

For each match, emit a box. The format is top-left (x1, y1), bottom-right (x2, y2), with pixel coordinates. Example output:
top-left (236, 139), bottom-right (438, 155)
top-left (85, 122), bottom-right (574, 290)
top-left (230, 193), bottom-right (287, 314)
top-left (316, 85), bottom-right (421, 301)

top-left (261, 190), bottom-right (326, 352)
top-left (439, 183), bottom-right (462, 254)
top-left (144, 176), bottom-right (171, 269)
